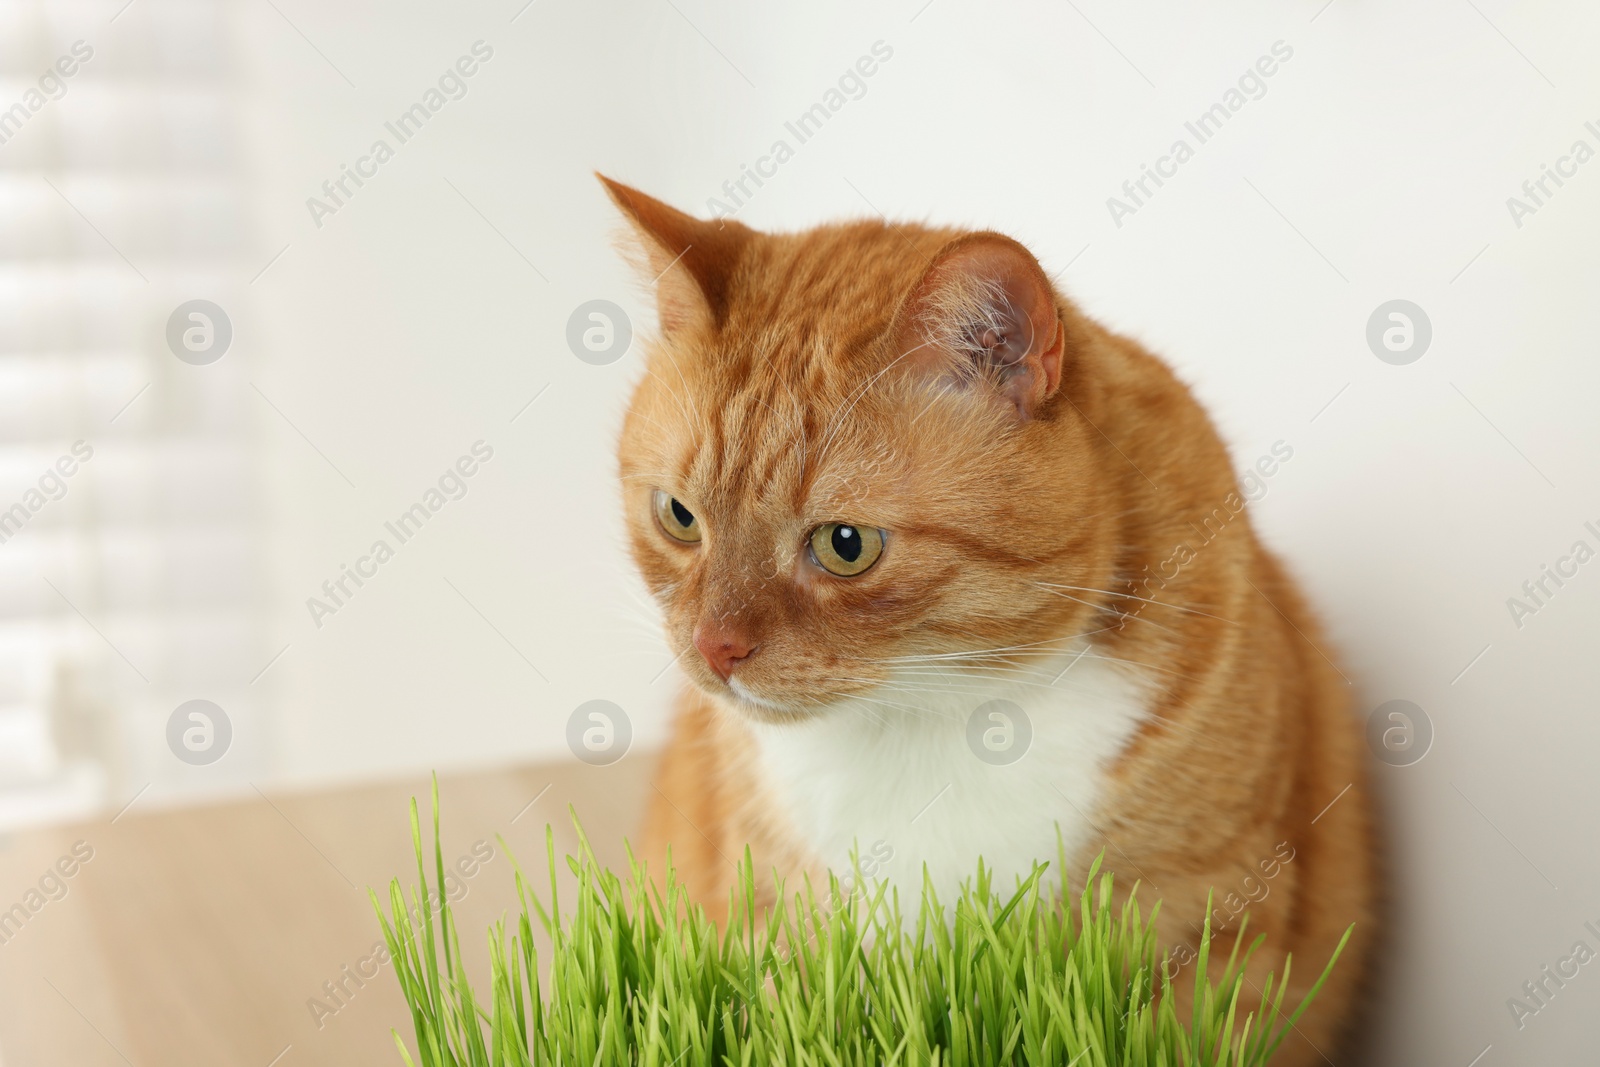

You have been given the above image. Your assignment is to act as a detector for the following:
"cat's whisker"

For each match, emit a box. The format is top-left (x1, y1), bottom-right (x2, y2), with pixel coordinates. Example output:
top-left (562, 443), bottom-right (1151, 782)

top-left (1037, 582), bottom-right (1236, 624)
top-left (834, 675), bottom-right (1209, 744)
top-left (836, 657), bottom-right (1082, 690)
top-left (869, 654), bottom-right (1070, 671)
top-left (883, 645), bottom-right (1188, 682)
top-left (884, 661), bottom-right (1075, 682)
top-left (824, 685), bottom-right (932, 710)
top-left (869, 648), bottom-right (1049, 663)
top-left (1025, 649), bottom-right (1188, 679)
top-left (865, 630), bottom-right (1114, 664)
top-left (879, 668), bottom-right (1120, 695)
top-left (814, 682), bottom-right (951, 723)
top-left (1036, 588), bottom-right (1181, 637)
top-left (886, 662), bottom-right (1065, 680)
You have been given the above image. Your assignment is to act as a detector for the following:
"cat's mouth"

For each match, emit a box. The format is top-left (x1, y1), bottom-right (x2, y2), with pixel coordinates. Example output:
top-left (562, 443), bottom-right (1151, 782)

top-left (713, 673), bottom-right (862, 723)
top-left (724, 677), bottom-right (843, 722)
top-left (725, 677), bottom-right (790, 712)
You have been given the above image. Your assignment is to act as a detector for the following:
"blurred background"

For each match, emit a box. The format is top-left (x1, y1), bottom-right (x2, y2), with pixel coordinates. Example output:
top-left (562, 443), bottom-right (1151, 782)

top-left (2, 0), bottom-right (1598, 1063)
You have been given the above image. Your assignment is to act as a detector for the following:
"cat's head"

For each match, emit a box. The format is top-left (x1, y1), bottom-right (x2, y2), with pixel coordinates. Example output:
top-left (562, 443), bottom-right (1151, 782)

top-left (605, 177), bottom-right (1118, 721)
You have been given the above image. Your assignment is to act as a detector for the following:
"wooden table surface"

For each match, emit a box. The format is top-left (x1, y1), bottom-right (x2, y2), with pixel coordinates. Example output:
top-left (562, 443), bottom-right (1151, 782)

top-left (0, 757), bottom-right (655, 1067)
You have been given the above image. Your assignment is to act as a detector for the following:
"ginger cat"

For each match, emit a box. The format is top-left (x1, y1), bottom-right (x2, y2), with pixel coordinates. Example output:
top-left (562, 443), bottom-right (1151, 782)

top-left (604, 176), bottom-right (1373, 1063)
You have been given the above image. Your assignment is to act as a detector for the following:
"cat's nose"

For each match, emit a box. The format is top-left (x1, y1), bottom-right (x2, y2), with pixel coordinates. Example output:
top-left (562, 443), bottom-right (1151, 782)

top-left (693, 625), bottom-right (757, 682)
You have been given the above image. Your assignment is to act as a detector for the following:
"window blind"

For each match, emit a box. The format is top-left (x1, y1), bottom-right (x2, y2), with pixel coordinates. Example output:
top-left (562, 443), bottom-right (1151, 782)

top-left (0, 0), bottom-right (267, 828)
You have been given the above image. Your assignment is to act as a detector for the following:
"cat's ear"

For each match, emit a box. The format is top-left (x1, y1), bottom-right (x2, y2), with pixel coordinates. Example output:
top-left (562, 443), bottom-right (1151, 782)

top-left (598, 174), bottom-right (754, 335)
top-left (890, 233), bottom-right (1066, 419)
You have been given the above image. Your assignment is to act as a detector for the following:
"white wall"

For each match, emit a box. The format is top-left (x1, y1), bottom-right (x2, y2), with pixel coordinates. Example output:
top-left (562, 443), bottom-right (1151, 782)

top-left (230, 0), bottom-right (1599, 1061)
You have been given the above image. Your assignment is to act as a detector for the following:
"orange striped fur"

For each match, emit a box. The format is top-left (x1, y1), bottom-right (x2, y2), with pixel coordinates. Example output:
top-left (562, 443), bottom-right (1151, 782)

top-left (604, 176), bottom-right (1374, 1064)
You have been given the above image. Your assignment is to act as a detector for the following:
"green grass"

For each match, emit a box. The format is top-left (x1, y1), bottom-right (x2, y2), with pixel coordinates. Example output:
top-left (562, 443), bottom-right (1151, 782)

top-left (374, 780), bottom-right (1348, 1066)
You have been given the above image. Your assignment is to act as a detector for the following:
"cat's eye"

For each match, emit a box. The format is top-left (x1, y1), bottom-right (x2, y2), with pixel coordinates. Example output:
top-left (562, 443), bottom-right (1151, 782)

top-left (809, 523), bottom-right (884, 577)
top-left (653, 490), bottom-right (701, 543)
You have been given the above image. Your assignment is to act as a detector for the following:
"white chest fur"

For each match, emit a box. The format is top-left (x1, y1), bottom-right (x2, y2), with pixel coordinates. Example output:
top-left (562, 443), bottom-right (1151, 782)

top-left (746, 651), bottom-right (1152, 905)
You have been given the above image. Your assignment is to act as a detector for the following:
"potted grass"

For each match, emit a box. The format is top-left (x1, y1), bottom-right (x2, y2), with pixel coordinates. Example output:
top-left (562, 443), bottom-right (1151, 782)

top-left (374, 780), bottom-right (1347, 1066)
